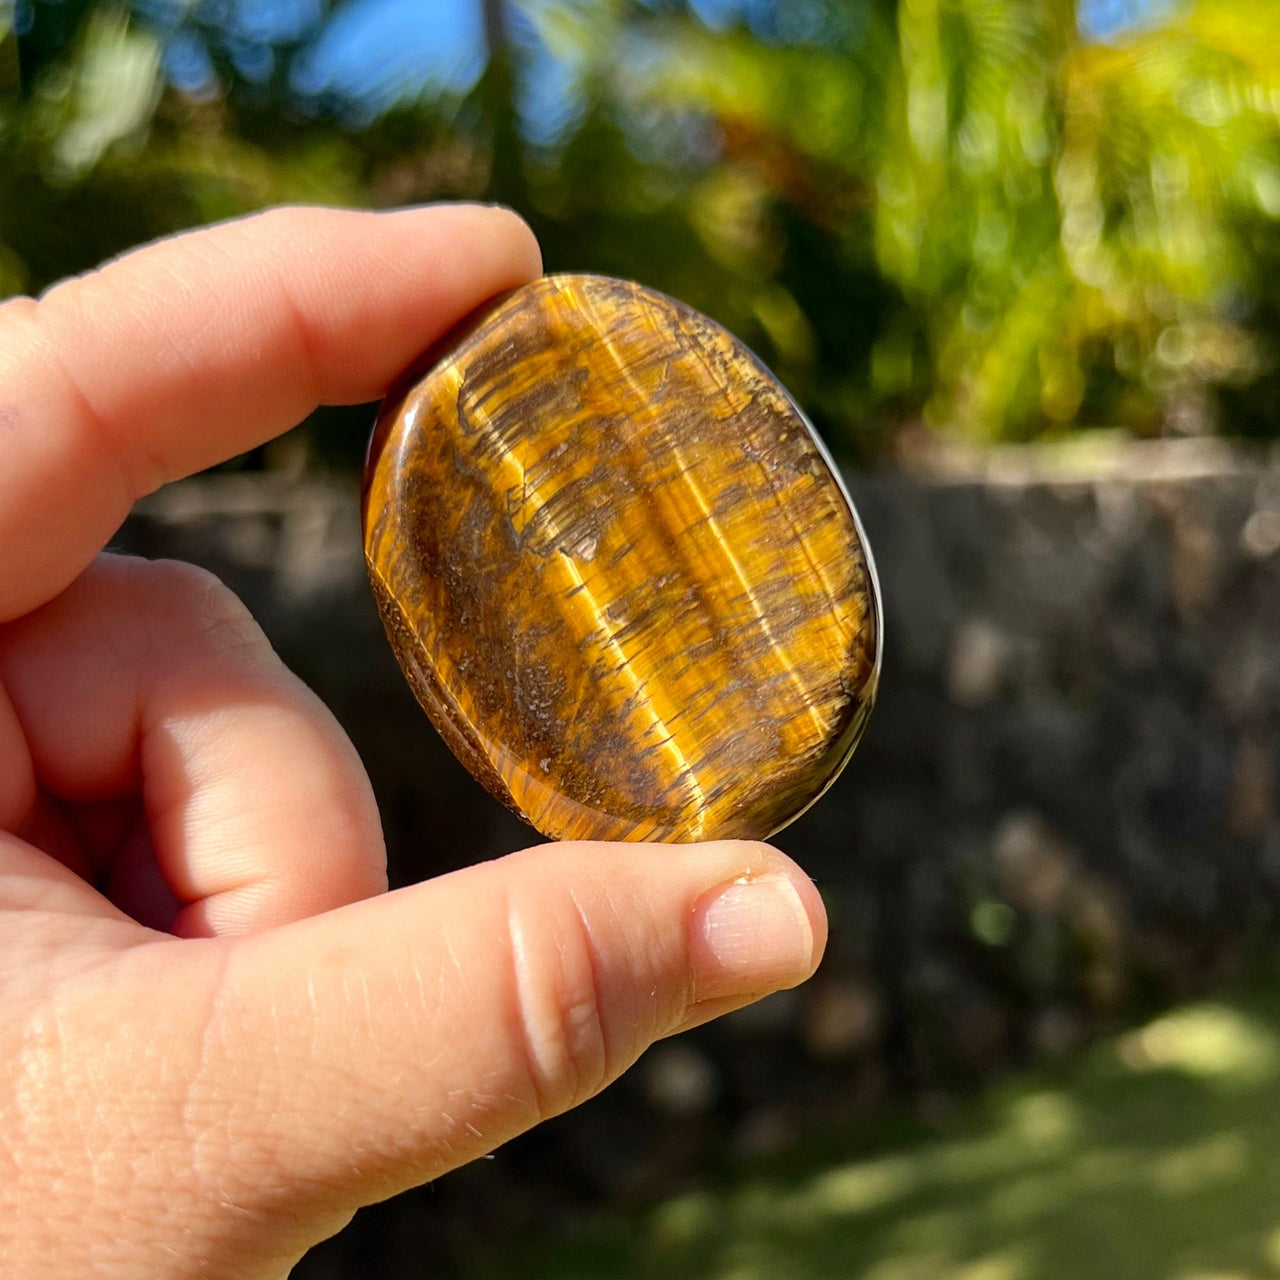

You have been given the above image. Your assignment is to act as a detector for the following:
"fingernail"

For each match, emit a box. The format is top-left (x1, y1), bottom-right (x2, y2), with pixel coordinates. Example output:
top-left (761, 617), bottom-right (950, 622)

top-left (691, 873), bottom-right (816, 1001)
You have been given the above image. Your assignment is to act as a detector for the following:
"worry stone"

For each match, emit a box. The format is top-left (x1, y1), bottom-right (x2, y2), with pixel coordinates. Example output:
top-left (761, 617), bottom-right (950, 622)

top-left (362, 274), bottom-right (881, 844)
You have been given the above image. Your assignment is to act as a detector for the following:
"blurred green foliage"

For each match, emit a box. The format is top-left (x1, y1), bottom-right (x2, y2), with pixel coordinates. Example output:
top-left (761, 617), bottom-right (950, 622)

top-left (3, 0), bottom-right (1280, 463)
top-left (465, 992), bottom-right (1280, 1280)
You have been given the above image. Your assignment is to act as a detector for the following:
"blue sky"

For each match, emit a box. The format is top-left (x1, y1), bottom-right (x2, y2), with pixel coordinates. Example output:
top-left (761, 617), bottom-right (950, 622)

top-left (157, 0), bottom-right (1180, 128)
top-left (290, 0), bottom-right (485, 112)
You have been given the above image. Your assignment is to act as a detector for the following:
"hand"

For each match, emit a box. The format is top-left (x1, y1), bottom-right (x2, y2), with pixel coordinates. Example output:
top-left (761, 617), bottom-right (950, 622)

top-left (0, 206), bottom-right (826, 1279)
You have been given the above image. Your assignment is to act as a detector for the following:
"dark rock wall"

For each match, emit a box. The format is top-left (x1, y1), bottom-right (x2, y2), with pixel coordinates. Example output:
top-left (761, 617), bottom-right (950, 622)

top-left (114, 443), bottom-right (1280, 1274)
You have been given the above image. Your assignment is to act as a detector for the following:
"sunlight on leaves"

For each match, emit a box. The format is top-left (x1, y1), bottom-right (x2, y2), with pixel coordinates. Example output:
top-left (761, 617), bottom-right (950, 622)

top-left (493, 988), bottom-right (1280, 1280)
top-left (1150, 1132), bottom-right (1247, 1197)
top-left (807, 1154), bottom-right (920, 1216)
top-left (52, 8), bottom-right (160, 178)
top-left (1117, 1005), bottom-right (1280, 1087)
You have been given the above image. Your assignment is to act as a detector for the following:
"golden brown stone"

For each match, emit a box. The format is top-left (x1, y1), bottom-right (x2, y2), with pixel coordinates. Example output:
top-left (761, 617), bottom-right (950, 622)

top-left (363, 274), bottom-right (881, 843)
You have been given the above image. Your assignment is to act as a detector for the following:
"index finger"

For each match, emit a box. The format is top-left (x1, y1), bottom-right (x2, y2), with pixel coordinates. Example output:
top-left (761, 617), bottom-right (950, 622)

top-left (0, 204), bottom-right (542, 622)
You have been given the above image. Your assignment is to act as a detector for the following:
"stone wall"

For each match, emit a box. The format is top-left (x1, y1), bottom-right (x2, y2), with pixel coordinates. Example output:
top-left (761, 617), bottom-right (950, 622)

top-left (115, 440), bottom-right (1280, 1274)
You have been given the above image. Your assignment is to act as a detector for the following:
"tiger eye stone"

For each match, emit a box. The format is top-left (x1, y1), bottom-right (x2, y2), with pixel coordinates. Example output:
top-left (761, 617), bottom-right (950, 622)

top-left (362, 274), bottom-right (881, 844)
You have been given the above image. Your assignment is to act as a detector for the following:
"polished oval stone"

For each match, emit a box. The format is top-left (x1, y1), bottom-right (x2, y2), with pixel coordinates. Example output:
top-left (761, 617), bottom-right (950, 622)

top-left (363, 274), bottom-right (881, 844)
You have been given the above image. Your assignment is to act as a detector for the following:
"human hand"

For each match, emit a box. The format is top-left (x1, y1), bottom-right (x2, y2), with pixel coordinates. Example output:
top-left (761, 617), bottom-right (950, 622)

top-left (0, 206), bottom-right (827, 1278)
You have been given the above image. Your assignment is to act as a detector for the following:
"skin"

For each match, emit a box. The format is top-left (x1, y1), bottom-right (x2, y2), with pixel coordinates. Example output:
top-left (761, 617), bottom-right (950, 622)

top-left (0, 205), bottom-right (828, 1279)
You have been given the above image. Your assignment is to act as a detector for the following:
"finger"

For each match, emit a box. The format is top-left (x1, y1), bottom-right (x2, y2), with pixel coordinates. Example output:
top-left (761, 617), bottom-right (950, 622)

top-left (0, 203), bottom-right (542, 622)
top-left (0, 682), bottom-right (34, 835)
top-left (0, 554), bottom-right (386, 935)
top-left (193, 840), bottom-right (826, 1234)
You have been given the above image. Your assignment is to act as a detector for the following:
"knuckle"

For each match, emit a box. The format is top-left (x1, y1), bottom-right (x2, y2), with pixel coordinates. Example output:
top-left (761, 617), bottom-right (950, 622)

top-left (136, 558), bottom-right (270, 663)
top-left (250, 205), bottom-right (336, 246)
top-left (504, 887), bottom-right (612, 1123)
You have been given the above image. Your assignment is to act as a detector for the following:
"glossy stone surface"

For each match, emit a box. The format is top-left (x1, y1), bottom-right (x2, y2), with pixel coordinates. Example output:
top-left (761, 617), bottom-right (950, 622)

top-left (363, 274), bottom-right (881, 843)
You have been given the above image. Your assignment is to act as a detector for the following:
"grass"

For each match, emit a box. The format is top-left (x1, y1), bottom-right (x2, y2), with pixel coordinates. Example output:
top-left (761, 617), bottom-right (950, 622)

top-left (468, 990), bottom-right (1280, 1280)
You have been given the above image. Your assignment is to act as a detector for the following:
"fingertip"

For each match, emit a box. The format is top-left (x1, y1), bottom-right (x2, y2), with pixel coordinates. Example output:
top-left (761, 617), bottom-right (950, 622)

top-left (376, 201), bottom-right (542, 288)
top-left (484, 205), bottom-right (544, 280)
top-left (511, 835), bottom-right (828, 1000)
top-left (688, 859), bottom-right (826, 1004)
top-left (787, 856), bottom-right (829, 974)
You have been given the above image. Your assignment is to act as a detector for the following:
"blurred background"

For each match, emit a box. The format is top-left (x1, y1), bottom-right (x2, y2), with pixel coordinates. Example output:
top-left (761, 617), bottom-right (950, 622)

top-left (9, 0), bottom-right (1280, 1276)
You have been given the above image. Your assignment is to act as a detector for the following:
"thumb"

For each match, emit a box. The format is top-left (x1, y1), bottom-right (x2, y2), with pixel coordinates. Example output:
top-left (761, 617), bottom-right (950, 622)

top-left (205, 839), bottom-right (824, 1225)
